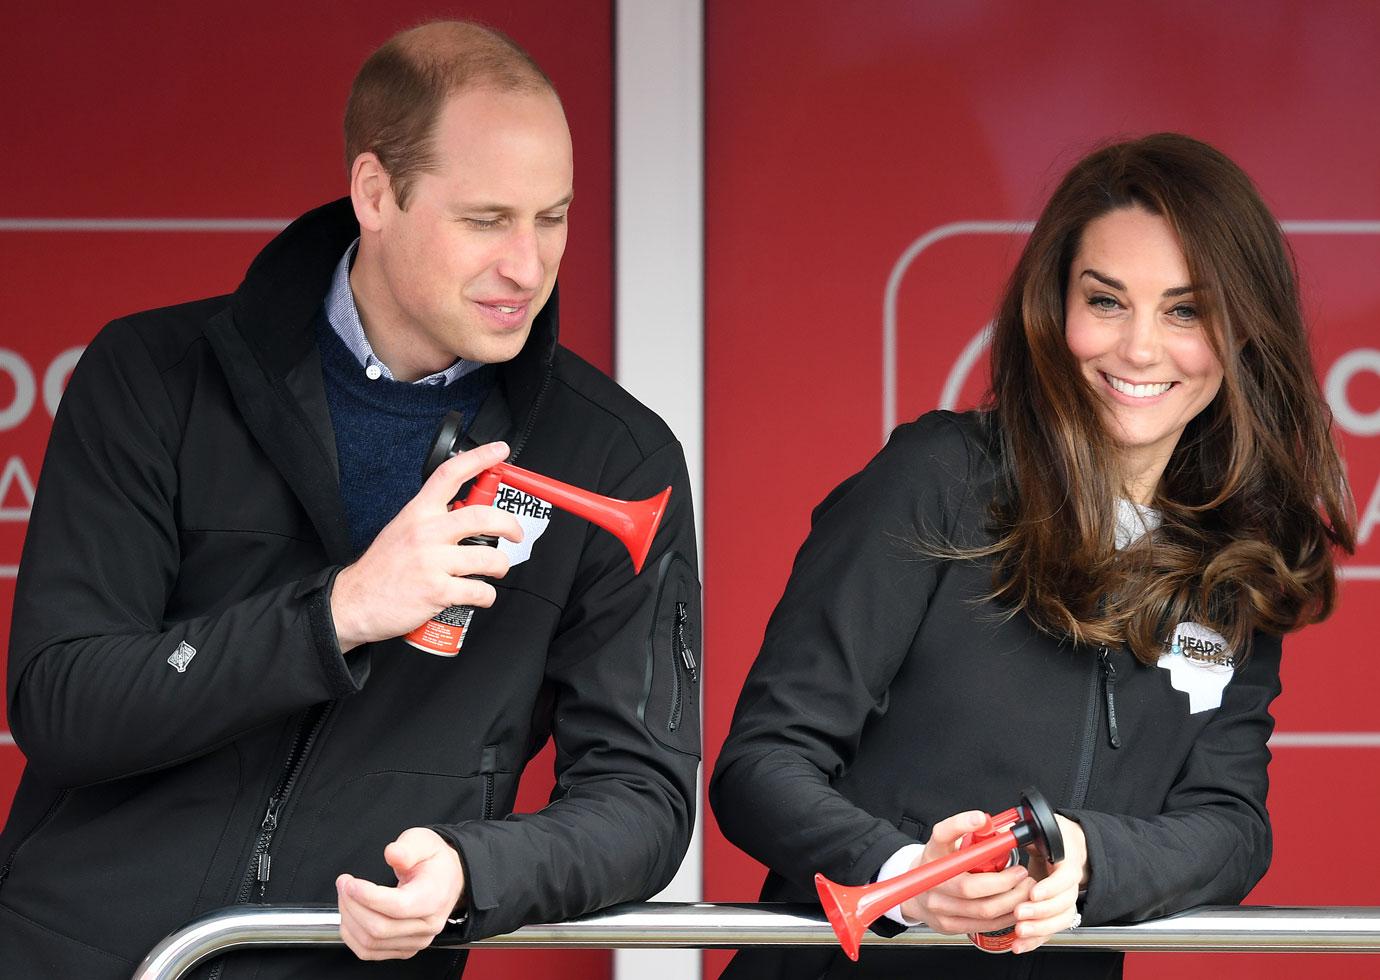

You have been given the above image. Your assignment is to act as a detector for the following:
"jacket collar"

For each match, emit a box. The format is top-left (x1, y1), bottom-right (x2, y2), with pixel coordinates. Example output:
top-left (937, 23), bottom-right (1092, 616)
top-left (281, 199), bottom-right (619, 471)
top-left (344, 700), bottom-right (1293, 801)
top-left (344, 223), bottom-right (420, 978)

top-left (225, 198), bottom-right (561, 396)
top-left (205, 198), bottom-right (561, 561)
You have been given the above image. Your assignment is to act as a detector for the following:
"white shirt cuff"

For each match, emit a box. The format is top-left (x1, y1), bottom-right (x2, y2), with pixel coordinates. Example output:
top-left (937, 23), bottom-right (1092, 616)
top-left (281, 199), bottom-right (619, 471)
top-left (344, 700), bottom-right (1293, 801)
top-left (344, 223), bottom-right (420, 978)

top-left (876, 842), bottom-right (928, 927)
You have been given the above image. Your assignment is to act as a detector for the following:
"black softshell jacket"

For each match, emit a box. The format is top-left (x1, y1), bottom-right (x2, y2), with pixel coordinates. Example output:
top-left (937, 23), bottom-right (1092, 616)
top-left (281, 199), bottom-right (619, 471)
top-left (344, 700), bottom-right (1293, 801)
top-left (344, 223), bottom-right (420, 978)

top-left (710, 412), bottom-right (1280, 979)
top-left (0, 200), bottom-right (701, 978)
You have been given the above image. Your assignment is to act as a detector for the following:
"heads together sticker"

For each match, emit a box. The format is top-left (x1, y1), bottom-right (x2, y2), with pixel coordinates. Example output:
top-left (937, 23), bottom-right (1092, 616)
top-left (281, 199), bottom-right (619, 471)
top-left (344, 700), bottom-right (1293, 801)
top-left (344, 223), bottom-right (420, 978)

top-left (1157, 622), bottom-right (1234, 713)
top-left (494, 483), bottom-right (552, 566)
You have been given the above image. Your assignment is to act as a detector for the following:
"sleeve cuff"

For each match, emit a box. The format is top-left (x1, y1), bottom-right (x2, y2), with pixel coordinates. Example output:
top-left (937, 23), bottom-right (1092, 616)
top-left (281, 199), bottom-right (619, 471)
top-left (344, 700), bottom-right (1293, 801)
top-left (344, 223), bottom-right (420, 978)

top-left (303, 566), bottom-right (369, 696)
top-left (876, 843), bottom-right (927, 927)
top-left (1059, 808), bottom-right (1107, 924)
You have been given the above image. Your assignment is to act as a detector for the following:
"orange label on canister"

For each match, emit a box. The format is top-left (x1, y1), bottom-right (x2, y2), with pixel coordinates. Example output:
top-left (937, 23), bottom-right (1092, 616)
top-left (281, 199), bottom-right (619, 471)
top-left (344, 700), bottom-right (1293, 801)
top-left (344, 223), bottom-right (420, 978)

top-left (957, 833), bottom-right (1020, 953)
top-left (968, 926), bottom-right (1016, 953)
top-left (403, 605), bottom-right (475, 656)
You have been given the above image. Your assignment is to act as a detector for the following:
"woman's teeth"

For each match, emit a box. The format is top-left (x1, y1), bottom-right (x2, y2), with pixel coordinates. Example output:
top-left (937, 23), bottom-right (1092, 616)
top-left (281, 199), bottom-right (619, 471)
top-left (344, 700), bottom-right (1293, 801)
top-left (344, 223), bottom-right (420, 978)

top-left (1105, 374), bottom-right (1172, 398)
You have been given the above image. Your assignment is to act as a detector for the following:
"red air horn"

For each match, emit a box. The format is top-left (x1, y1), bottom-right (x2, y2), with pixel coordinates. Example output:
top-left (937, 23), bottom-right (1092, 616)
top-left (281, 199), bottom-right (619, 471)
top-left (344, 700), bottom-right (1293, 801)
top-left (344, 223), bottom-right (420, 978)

top-left (405, 411), bottom-right (672, 656)
top-left (815, 787), bottom-right (1063, 961)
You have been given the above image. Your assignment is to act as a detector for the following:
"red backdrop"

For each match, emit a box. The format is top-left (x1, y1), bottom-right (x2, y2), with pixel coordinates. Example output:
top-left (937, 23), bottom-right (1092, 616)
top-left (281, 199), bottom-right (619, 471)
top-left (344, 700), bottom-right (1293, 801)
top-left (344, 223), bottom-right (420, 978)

top-left (703, 2), bottom-right (1380, 979)
top-left (0, 4), bottom-right (612, 978)
top-left (6, 3), bottom-right (1380, 979)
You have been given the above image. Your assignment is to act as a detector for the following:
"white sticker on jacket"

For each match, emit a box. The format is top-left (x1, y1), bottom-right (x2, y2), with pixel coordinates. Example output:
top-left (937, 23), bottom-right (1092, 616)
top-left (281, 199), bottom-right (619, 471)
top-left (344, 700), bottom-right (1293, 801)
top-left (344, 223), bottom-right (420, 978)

top-left (1157, 622), bottom-right (1233, 713)
top-left (492, 483), bottom-right (552, 567)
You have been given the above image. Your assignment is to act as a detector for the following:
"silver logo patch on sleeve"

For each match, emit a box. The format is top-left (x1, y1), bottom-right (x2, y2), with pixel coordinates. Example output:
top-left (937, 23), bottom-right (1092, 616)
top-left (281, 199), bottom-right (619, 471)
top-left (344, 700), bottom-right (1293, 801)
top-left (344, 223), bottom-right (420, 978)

top-left (168, 641), bottom-right (197, 673)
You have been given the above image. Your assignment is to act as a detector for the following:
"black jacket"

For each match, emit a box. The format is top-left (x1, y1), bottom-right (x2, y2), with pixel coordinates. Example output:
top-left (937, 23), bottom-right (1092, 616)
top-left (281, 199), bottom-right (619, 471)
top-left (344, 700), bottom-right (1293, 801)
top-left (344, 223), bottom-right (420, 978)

top-left (0, 199), bottom-right (701, 978)
top-left (710, 411), bottom-right (1280, 979)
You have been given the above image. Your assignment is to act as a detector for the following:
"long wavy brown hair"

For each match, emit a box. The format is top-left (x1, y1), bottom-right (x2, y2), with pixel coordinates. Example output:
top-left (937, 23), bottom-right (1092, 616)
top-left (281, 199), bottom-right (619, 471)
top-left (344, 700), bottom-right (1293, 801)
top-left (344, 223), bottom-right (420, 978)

top-left (981, 133), bottom-right (1354, 664)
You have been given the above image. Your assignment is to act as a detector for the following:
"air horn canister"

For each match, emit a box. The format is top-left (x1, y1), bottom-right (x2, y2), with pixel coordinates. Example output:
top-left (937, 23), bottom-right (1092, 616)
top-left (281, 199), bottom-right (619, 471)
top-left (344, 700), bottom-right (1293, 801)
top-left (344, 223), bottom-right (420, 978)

top-left (814, 787), bottom-right (1064, 961)
top-left (404, 411), bottom-right (672, 656)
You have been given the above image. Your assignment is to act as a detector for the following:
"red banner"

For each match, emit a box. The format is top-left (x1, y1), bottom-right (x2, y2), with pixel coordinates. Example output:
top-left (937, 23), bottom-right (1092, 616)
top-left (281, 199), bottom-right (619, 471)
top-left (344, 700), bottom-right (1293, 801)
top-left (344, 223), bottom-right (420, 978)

top-left (1, 5), bottom-right (612, 978)
top-left (705, 3), bottom-right (1380, 978)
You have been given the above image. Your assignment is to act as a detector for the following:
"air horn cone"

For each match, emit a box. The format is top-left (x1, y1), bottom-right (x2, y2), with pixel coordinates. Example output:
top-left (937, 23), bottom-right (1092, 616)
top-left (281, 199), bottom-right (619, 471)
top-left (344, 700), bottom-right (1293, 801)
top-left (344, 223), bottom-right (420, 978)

top-left (814, 874), bottom-right (865, 961)
top-left (812, 788), bottom-right (1062, 962)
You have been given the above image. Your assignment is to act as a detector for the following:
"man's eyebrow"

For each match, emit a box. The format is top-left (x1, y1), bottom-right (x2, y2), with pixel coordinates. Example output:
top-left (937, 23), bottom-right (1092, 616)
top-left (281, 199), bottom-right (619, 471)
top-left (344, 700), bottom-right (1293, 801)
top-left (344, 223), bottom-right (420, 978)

top-left (457, 192), bottom-right (574, 214)
top-left (1080, 269), bottom-right (1196, 297)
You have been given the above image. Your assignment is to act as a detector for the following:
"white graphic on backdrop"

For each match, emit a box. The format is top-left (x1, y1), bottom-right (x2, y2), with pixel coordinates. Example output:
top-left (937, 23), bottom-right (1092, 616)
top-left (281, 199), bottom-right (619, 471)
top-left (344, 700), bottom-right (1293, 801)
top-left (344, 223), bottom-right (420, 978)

top-left (883, 220), bottom-right (1380, 580)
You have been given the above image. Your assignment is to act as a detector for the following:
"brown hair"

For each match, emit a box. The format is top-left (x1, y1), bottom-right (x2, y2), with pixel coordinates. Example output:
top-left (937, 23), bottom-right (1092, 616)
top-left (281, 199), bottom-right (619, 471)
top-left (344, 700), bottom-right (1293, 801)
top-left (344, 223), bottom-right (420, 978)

top-left (980, 133), bottom-right (1354, 665)
top-left (343, 21), bottom-right (556, 209)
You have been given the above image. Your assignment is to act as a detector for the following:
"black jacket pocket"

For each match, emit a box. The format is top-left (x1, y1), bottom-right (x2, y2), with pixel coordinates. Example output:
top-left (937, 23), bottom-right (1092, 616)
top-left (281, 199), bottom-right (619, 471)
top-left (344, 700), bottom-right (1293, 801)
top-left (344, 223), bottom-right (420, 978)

top-left (641, 551), bottom-right (701, 756)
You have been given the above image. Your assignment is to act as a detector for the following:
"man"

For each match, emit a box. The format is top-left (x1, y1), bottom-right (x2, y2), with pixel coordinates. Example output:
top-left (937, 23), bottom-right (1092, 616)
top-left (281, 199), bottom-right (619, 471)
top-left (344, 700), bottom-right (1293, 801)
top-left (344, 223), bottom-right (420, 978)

top-left (0, 21), bottom-right (700, 978)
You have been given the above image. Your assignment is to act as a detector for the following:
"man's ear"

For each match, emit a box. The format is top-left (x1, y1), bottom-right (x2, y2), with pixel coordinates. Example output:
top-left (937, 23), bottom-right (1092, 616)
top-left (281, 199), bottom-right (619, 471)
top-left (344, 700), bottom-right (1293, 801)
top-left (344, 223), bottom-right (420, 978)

top-left (350, 153), bottom-right (390, 233)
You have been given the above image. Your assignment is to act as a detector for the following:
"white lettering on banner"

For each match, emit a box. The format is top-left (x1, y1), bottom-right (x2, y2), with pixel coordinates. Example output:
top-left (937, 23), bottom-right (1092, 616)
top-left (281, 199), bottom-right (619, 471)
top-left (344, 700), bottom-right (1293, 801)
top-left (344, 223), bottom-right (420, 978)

top-left (0, 456), bottom-right (35, 521)
top-left (1359, 478), bottom-right (1380, 547)
top-left (887, 220), bottom-right (1380, 439)
top-left (894, 221), bottom-right (1380, 580)
top-left (0, 349), bottom-right (37, 431)
top-left (44, 346), bottom-right (85, 418)
top-left (1326, 349), bottom-right (1380, 437)
top-left (0, 346), bottom-right (86, 430)
top-left (940, 329), bottom-right (1380, 448)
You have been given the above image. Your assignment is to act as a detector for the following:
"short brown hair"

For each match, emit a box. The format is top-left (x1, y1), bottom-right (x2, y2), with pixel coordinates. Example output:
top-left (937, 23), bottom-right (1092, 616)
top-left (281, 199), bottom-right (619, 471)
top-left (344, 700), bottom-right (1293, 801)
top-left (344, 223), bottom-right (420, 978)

top-left (344, 21), bottom-right (555, 209)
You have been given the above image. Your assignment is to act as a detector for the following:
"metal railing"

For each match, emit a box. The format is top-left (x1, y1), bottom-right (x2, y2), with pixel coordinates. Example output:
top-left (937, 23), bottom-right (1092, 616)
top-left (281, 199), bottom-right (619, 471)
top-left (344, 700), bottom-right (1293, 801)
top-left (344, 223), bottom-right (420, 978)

top-left (133, 902), bottom-right (1380, 980)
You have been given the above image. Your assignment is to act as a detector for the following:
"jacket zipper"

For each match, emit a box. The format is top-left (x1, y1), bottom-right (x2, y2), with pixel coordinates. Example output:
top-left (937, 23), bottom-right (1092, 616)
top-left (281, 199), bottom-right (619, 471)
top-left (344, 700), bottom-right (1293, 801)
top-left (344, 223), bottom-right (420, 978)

top-left (480, 744), bottom-right (499, 821)
top-left (205, 707), bottom-right (329, 980)
top-left (669, 600), bottom-right (697, 733)
top-left (482, 777), bottom-right (495, 821)
top-left (1099, 647), bottom-right (1122, 749)
top-left (506, 368), bottom-right (554, 463)
top-left (0, 789), bottom-right (69, 890)
top-left (237, 703), bottom-right (331, 905)
top-left (207, 708), bottom-right (331, 978)
top-left (1067, 652), bottom-right (1103, 808)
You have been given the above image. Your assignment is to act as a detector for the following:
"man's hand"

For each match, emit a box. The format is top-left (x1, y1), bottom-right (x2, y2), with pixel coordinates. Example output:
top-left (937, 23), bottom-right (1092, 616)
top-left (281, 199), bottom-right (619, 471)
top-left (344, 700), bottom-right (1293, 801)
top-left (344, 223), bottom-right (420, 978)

top-left (337, 827), bottom-right (467, 961)
top-left (1011, 814), bottom-right (1088, 954)
top-left (330, 441), bottom-right (524, 651)
top-left (897, 811), bottom-right (1033, 934)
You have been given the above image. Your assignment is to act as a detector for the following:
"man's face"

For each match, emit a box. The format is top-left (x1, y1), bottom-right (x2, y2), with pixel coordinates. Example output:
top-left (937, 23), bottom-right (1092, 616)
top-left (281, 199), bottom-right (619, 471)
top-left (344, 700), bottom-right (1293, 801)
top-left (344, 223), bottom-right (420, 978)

top-left (365, 87), bottom-right (573, 372)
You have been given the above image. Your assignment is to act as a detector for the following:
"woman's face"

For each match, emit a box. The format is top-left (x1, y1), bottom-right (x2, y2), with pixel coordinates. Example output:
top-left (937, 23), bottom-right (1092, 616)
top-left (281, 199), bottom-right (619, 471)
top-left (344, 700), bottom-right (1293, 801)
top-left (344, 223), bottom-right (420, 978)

top-left (1064, 207), bottom-right (1224, 499)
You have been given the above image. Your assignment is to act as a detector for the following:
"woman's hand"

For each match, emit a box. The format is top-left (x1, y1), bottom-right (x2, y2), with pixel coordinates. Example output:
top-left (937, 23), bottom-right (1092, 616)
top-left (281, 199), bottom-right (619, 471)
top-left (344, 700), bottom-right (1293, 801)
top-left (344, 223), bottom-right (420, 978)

top-left (1011, 813), bottom-right (1088, 954)
top-left (897, 811), bottom-right (1033, 934)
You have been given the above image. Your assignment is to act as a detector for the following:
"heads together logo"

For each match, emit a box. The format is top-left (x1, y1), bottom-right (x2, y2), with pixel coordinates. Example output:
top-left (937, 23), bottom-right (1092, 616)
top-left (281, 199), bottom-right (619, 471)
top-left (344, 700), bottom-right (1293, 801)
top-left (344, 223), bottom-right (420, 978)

top-left (494, 483), bottom-right (552, 566)
top-left (884, 221), bottom-right (1380, 580)
top-left (1157, 622), bottom-right (1233, 713)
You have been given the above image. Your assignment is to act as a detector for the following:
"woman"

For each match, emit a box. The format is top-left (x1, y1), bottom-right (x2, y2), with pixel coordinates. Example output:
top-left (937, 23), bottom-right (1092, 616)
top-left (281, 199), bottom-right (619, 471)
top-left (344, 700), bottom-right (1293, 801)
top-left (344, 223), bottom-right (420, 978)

top-left (709, 133), bottom-right (1354, 979)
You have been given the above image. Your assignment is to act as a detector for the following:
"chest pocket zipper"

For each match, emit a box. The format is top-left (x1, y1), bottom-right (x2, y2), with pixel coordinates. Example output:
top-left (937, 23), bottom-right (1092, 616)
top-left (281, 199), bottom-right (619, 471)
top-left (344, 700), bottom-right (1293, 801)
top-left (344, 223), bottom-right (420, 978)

top-left (480, 744), bottom-right (500, 820)
top-left (642, 550), bottom-right (699, 751)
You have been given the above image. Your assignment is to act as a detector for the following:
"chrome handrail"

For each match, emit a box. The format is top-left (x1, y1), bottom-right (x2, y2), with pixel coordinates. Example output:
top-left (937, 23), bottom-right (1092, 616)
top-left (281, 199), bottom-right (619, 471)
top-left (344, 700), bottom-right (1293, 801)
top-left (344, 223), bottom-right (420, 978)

top-left (133, 903), bottom-right (1380, 980)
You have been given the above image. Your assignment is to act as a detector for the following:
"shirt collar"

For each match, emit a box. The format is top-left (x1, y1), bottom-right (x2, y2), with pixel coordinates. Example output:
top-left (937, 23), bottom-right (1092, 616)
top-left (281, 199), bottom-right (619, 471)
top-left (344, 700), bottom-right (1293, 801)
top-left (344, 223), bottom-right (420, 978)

top-left (1115, 498), bottom-right (1161, 550)
top-left (324, 239), bottom-right (482, 386)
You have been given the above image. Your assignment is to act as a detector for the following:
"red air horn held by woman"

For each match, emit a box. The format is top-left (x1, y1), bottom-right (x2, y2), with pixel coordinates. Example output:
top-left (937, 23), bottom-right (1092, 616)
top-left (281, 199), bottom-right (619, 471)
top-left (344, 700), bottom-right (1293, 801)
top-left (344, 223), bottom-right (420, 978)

top-left (815, 787), bottom-right (1064, 961)
top-left (405, 411), bottom-right (672, 656)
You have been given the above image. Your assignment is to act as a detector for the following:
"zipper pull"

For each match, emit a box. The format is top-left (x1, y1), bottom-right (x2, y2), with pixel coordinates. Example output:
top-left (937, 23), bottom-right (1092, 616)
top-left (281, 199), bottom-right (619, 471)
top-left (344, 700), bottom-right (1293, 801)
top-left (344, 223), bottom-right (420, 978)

top-left (674, 602), bottom-right (697, 680)
top-left (1099, 648), bottom-right (1122, 749)
top-left (261, 797), bottom-right (281, 832)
